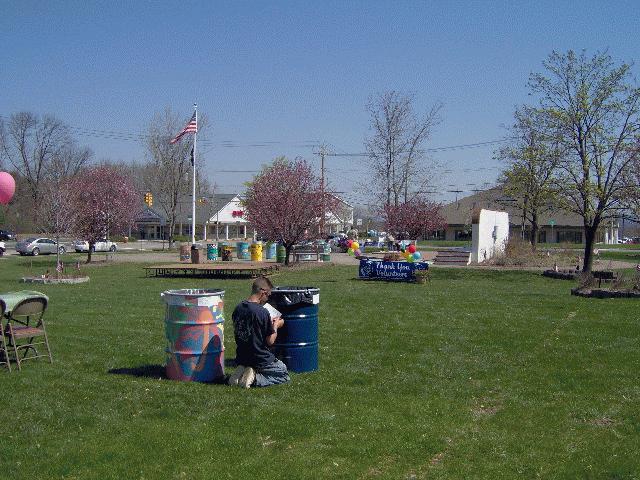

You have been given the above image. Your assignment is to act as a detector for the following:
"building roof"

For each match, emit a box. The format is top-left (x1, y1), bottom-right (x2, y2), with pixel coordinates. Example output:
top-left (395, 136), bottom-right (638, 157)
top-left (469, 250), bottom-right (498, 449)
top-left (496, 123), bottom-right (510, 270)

top-left (440, 187), bottom-right (584, 227)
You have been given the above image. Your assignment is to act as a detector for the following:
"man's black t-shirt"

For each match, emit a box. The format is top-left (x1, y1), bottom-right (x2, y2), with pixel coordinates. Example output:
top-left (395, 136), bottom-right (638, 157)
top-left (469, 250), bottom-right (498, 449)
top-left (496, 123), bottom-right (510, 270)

top-left (232, 300), bottom-right (275, 368)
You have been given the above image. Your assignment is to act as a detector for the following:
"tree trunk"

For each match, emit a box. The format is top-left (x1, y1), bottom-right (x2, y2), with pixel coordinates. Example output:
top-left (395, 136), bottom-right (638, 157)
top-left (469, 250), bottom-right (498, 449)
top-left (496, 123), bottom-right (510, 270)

top-left (55, 234), bottom-right (61, 278)
top-left (530, 212), bottom-right (538, 251)
top-left (284, 244), bottom-right (292, 266)
top-left (582, 224), bottom-right (598, 273)
top-left (86, 241), bottom-right (94, 263)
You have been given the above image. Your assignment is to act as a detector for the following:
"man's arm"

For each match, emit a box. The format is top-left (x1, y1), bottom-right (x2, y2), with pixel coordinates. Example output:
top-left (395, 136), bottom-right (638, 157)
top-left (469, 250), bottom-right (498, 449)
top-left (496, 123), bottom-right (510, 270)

top-left (266, 316), bottom-right (284, 346)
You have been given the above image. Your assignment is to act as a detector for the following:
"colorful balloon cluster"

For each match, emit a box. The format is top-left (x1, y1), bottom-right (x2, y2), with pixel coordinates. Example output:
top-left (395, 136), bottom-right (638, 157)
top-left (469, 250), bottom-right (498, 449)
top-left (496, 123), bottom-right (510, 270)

top-left (346, 240), bottom-right (361, 257)
top-left (401, 243), bottom-right (422, 263)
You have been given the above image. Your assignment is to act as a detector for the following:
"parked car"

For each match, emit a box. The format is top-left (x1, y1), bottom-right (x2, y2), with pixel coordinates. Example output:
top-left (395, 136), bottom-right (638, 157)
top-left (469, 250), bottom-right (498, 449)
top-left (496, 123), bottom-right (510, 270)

top-left (0, 229), bottom-right (15, 241)
top-left (15, 237), bottom-right (66, 256)
top-left (74, 239), bottom-right (118, 253)
top-left (0, 241), bottom-right (5, 256)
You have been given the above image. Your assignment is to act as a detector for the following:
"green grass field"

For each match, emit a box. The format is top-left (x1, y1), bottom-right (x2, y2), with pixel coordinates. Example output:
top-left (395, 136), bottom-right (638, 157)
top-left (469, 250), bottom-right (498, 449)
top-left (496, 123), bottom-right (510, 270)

top-left (1, 256), bottom-right (639, 479)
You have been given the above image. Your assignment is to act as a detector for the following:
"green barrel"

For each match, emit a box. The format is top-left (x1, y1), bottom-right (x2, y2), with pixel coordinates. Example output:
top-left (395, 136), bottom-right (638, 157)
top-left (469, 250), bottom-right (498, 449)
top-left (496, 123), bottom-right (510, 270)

top-left (276, 245), bottom-right (287, 263)
top-left (206, 243), bottom-right (218, 261)
top-left (321, 253), bottom-right (331, 262)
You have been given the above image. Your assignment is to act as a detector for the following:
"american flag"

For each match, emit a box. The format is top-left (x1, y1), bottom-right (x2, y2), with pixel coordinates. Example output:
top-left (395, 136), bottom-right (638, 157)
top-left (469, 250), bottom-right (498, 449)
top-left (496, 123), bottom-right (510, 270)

top-left (170, 112), bottom-right (197, 144)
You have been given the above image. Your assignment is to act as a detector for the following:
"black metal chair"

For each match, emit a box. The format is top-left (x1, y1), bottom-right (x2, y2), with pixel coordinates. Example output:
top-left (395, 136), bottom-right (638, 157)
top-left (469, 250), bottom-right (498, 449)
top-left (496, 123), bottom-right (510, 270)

top-left (0, 299), bottom-right (10, 372)
top-left (4, 296), bottom-right (52, 371)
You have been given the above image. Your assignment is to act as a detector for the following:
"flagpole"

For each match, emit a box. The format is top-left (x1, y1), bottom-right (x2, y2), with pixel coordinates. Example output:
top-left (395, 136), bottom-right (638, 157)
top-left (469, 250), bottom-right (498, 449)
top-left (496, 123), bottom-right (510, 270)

top-left (192, 103), bottom-right (197, 245)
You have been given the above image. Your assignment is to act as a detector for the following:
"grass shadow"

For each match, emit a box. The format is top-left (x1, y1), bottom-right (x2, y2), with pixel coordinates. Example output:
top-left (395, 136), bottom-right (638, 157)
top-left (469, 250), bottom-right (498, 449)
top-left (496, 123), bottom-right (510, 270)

top-left (108, 364), bottom-right (231, 384)
top-left (108, 364), bottom-right (167, 379)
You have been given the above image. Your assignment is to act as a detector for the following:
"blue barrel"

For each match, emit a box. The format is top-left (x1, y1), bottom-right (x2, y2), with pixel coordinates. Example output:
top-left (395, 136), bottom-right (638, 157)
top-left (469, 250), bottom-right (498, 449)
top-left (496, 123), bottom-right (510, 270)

top-left (206, 243), bottom-right (218, 261)
top-left (265, 242), bottom-right (277, 260)
top-left (236, 241), bottom-right (250, 260)
top-left (270, 286), bottom-right (319, 373)
top-left (161, 289), bottom-right (225, 382)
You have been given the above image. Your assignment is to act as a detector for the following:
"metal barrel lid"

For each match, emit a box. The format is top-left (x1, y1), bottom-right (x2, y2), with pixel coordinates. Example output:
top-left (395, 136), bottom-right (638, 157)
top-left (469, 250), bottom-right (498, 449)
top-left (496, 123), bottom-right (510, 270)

top-left (161, 288), bottom-right (225, 297)
top-left (271, 286), bottom-right (319, 294)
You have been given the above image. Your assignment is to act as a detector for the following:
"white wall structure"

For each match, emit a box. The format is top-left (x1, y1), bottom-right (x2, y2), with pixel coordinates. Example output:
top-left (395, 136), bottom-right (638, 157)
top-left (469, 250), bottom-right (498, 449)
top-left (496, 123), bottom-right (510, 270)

top-left (470, 209), bottom-right (510, 263)
top-left (207, 195), bottom-right (249, 240)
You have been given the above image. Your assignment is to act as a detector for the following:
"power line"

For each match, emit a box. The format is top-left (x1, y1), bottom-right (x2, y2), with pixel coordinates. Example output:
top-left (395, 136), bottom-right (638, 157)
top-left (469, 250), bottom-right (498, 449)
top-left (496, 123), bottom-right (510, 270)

top-left (324, 139), bottom-right (510, 157)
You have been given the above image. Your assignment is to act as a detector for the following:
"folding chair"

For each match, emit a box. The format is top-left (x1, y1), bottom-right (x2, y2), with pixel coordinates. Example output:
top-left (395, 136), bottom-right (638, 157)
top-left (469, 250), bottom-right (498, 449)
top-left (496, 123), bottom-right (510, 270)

top-left (0, 299), bottom-right (10, 372)
top-left (4, 295), bottom-right (52, 371)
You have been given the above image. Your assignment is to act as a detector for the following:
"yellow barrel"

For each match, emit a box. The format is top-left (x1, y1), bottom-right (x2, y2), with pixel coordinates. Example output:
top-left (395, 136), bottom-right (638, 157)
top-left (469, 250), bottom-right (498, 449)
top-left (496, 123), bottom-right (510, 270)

top-left (250, 243), bottom-right (263, 262)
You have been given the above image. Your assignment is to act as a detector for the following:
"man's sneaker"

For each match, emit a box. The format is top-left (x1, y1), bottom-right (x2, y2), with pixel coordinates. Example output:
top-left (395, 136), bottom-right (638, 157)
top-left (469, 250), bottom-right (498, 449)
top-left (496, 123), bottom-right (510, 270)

top-left (239, 367), bottom-right (256, 389)
top-left (228, 365), bottom-right (245, 386)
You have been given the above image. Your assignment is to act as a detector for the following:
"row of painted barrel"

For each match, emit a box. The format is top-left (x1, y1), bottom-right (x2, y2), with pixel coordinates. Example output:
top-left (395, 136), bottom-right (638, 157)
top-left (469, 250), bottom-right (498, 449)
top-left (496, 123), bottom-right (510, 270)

top-left (206, 243), bottom-right (218, 261)
top-left (236, 241), bottom-right (250, 260)
top-left (250, 242), bottom-right (263, 261)
top-left (179, 244), bottom-right (190, 261)
top-left (270, 286), bottom-right (320, 373)
top-left (162, 289), bottom-right (225, 382)
top-left (265, 242), bottom-right (277, 259)
top-left (276, 244), bottom-right (287, 263)
top-left (161, 285), bottom-right (319, 382)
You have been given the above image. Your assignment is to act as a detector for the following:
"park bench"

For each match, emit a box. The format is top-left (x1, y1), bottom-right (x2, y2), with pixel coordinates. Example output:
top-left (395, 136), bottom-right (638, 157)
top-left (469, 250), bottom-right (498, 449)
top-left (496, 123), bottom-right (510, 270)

top-left (592, 270), bottom-right (618, 287)
top-left (292, 245), bottom-right (320, 262)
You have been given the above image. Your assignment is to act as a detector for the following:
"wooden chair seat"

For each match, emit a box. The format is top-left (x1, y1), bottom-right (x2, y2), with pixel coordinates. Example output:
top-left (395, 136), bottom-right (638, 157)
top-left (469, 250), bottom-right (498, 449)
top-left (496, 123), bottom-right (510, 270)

top-left (10, 326), bottom-right (46, 338)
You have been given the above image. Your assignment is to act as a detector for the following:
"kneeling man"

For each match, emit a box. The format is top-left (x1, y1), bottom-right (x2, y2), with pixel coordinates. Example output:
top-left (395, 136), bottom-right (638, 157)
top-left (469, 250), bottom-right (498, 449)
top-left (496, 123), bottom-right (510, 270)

top-left (229, 277), bottom-right (289, 388)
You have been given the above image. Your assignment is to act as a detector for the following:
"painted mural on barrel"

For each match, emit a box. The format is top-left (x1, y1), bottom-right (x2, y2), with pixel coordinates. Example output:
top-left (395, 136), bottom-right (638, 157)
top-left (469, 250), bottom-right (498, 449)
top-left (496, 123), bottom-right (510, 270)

top-left (163, 289), bottom-right (225, 382)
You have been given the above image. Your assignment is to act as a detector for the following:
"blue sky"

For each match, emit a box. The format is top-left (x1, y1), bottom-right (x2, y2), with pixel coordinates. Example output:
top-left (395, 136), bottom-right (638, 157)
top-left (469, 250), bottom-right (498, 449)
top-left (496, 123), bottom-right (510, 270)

top-left (2, 1), bottom-right (639, 204)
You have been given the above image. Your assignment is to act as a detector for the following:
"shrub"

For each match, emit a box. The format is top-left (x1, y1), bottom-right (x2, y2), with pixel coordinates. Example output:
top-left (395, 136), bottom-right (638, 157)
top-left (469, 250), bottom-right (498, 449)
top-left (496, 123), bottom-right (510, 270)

top-left (490, 238), bottom-right (578, 268)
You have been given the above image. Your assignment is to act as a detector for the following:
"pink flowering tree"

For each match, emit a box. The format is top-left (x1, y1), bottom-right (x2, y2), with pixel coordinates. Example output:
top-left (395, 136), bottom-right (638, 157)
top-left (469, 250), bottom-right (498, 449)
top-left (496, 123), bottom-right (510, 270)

top-left (382, 197), bottom-right (447, 240)
top-left (244, 156), bottom-right (338, 265)
top-left (71, 165), bottom-right (140, 263)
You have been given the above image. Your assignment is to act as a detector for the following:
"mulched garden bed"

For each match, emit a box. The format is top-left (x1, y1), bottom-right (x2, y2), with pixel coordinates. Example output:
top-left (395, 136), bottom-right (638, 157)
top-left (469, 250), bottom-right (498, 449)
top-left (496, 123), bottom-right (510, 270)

top-left (542, 269), bottom-right (579, 280)
top-left (571, 288), bottom-right (640, 299)
top-left (22, 276), bottom-right (90, 284)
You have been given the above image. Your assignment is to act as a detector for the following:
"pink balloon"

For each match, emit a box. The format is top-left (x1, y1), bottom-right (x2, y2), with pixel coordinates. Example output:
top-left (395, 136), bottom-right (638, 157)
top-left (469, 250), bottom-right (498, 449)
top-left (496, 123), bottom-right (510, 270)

top-left (0, 172), bottom-right (16, 205)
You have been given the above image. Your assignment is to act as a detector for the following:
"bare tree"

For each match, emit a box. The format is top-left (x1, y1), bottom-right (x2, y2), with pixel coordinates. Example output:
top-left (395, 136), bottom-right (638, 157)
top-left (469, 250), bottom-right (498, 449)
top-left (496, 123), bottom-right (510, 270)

top-left (365, 91), bottom-right (441, 207)
top-left (37, 178), bottom-right (76, 273)
top-left (496, 106), bottom-right (563, 248)
top-left (622, 150), bottom-right (640, 219)
top-left (529, 50), bottom-right (640, 271)
top-left (0, 112), bottom-right (91, 209)
top-left (144, 108), bottom-right (207, 248)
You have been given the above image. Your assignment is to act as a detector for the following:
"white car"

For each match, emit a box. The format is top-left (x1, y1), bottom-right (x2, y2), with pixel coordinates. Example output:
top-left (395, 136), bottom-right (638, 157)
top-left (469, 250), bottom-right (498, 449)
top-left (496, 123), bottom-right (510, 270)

top-left (74, 239), bottom-right (118, 253)
top-left (0, 241), bottom-right (5, 256)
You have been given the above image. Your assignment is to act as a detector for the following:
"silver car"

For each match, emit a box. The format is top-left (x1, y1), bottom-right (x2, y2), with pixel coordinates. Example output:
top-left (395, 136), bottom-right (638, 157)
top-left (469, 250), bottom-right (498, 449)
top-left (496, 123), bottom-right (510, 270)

top-left (15, 237), bottom-right (66, 256)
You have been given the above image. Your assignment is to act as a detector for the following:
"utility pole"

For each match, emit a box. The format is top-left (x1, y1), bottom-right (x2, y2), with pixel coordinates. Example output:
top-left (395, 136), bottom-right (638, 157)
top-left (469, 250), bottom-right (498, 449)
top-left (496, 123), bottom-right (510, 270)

top-left (318, 145), bottom-right (326, 236)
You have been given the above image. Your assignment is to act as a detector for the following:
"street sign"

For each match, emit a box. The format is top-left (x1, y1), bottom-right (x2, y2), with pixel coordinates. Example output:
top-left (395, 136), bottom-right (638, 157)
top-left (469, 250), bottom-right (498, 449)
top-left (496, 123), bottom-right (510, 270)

top-left (549, 219), bottom-right (556, 227)
top-left (356, 218), bottom-right (362, 226)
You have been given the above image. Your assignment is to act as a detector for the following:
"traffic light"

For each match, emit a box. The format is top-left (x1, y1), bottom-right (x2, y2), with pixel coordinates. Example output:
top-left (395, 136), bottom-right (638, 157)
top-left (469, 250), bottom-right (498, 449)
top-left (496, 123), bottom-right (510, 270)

top-left (144, 192), bottom-right (153, 207)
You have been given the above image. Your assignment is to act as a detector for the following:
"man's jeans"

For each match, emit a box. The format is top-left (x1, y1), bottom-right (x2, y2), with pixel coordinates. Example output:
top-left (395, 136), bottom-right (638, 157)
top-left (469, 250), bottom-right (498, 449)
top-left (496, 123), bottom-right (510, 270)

top-left (254, 359), bottom-right (290, 387)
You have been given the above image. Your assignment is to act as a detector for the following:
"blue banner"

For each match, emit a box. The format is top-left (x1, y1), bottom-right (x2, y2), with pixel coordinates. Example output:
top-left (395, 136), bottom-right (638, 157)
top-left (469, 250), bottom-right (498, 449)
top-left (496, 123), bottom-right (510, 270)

top-left (358, 259), bottom-right (428, 282)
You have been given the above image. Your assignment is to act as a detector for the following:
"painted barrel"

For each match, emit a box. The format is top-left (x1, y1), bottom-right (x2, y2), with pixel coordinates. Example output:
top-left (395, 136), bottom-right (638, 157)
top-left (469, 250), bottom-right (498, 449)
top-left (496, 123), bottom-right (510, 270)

top-left (276, 245), bottom-right (287, 263)
top-left (218, 242), bottom-right (232, 261)
top-left (270, 286), bottom-right (320, 373)
top-left (265, 243), bottom-right (277, 260)
top-left (179, 244), bottom-right (190, 262)
top-left (250, 243), bottom-right (263, 262)
top-left (236, 241), bottom-right (250, 260)
top-left (206, 243), bottom-right (218, 261)
top-left (162, 289), bottom-right (225, 382)
top-left (321, 253), bottom-right (331, 262)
